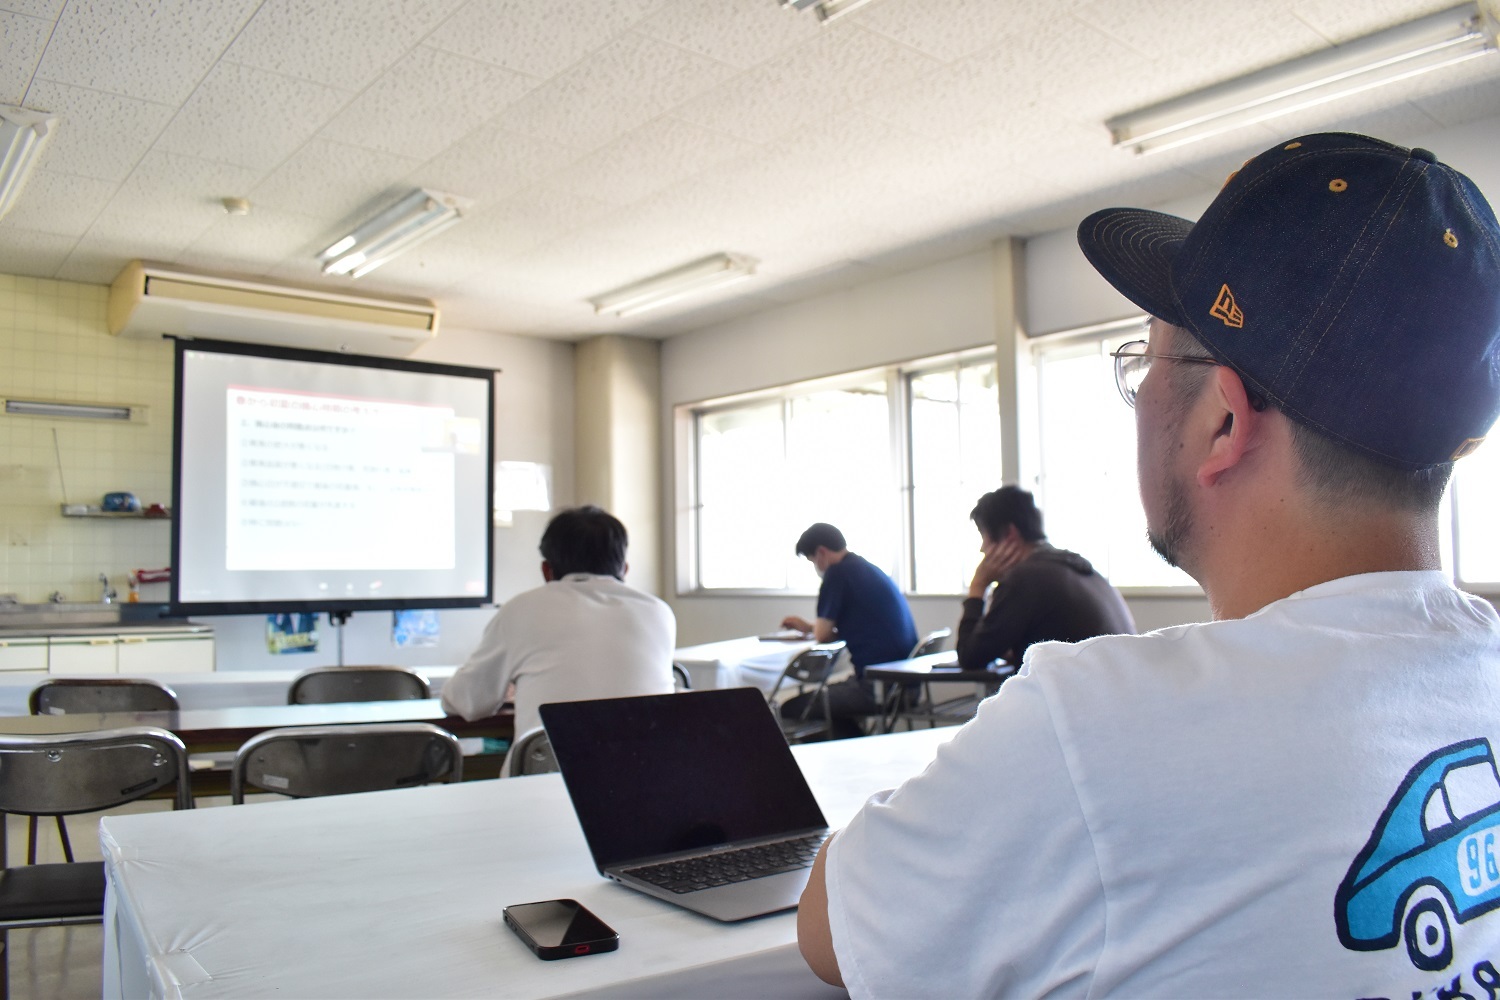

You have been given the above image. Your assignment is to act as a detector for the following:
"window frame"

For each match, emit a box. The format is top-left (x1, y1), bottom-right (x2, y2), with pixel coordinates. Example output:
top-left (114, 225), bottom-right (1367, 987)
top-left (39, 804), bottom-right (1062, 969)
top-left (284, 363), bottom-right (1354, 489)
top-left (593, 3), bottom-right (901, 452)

top-left (677, 348), bottom-right (1000, 598)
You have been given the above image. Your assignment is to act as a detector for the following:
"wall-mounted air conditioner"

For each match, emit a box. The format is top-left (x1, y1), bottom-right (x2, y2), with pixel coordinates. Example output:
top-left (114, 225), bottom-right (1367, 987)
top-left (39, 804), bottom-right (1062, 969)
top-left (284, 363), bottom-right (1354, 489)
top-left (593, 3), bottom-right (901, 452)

top-left (107, 261), bottom-right (440, 358)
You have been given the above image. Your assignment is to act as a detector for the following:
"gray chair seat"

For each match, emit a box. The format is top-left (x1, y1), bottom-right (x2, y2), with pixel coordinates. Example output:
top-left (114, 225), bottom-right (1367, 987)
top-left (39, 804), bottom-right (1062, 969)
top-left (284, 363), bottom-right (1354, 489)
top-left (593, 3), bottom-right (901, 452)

top-left (0, 862), bottom-right (105, 921)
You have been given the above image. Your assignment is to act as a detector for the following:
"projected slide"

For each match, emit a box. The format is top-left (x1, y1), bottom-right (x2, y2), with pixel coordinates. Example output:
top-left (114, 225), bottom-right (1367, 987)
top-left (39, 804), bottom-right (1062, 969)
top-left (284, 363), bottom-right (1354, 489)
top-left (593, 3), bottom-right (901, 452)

top-left (225, 387), bottom-right (477, 571)
top-left (174, 340), bottom-right (493, 613)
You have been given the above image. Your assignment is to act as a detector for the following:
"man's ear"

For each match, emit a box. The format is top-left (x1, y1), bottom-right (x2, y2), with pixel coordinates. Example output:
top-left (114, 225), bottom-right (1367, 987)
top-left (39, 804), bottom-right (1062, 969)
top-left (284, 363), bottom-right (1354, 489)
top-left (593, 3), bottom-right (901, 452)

top-left (1197, 366), bottom-right (1264, 488)
top-left (540, 560), bottom-right (555, 582)
top-left (1003, 524), bottom-right (1022, 544)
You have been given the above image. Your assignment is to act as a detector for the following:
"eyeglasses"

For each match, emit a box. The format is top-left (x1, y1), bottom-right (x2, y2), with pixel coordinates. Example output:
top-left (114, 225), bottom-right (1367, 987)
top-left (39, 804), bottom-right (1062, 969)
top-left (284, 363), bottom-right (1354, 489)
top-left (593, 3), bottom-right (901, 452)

top-left (1108, 340), bottom-right (1221, 408)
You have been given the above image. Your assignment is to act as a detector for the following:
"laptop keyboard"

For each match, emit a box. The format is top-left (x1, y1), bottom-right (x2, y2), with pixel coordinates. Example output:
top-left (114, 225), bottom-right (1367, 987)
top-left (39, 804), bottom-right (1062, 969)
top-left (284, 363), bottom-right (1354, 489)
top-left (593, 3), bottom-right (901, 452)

top-left (621, 833), bottom-right (829, 894)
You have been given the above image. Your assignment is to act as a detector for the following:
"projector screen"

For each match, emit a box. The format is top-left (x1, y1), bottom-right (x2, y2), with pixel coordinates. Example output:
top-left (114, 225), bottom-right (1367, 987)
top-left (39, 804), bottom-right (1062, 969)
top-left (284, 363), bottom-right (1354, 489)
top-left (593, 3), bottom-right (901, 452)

top-left (171, 338), bottom-right (494, 615)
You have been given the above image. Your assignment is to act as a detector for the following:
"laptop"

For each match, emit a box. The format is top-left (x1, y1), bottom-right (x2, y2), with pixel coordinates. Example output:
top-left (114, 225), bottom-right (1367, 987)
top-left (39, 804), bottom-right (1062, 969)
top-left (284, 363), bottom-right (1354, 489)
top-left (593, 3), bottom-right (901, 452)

top-left (540, 687), bottom-right (830, 922)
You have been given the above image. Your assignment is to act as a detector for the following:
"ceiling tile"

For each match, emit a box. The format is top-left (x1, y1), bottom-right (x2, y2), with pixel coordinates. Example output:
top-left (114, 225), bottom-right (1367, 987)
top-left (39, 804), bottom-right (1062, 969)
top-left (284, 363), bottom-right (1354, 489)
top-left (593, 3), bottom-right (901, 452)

top-left (83, 149), bottom-right (265, 251)
top-left (1290, 0), bottom-right (1468, 45)
top-left (406, 124), bottom-right (583, 207)
top-left (486, 31), bottom-right (737, 152)
top-left (1402, 57), bottom-right (1500, 128)
top-left (34, 0), bottom-right (261, 105)
top-left (455, 185), bottom-right (620, 255)
top-left (22, 80), bottom-right (176, 183)
top-left (634, 0), bottom-right (819, 69)
top-left (672, 24), bottom-right (942, 145)
top-left (1, 168), bottom-right (117, 236)
top-left (224, 0), bottom-right (467, 91)
top-left (852, 0), bottom-right (1057, 63)
top-left (542, 117), bottom-right (759, 207)
top-left (317, 46), bottom-right (537, 160)
top-left (1075, 0), bottom-right (1324, 95)
top-left (179, 208), bottom-right (328, 276)
top-left (1, 1), bottom-right (65, 17)
top-left (249, 139), bottom-right (422, 221)
top-left (154, 62), bottom-right (353, 171)
top-left (56, 230), bottom-right (191, 283)
top-left (0, 10), bottom-right (49, 104)
top-left (428, 0), bottom-right (667, 79)
top-left (0, 226), bottom-right (74, 277)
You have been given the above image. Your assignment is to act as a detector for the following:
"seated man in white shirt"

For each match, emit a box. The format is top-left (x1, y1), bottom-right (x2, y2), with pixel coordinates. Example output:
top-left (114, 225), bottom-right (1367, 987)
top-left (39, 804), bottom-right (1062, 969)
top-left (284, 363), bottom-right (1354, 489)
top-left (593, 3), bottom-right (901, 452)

top-left (440, 505), bottom-right (676, 737)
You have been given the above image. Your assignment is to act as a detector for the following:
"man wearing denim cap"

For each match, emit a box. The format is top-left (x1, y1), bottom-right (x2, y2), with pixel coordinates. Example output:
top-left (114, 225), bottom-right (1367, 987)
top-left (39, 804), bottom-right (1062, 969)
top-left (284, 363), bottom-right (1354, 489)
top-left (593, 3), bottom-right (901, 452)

top-left (798, 133), bottom-right (1500, 996)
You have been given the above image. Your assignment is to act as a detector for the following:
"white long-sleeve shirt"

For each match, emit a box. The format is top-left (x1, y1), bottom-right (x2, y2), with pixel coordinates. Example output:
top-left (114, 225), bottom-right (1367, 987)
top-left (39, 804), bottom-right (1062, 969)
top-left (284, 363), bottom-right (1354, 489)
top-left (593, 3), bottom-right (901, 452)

top-left (440, 572), bottom-right (676, 738)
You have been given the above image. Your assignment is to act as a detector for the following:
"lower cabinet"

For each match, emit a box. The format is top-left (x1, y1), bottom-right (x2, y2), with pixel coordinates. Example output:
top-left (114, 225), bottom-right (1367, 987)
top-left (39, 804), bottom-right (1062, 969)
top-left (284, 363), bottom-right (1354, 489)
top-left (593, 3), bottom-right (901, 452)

top-left (44, 630), bottom-right (216, 674)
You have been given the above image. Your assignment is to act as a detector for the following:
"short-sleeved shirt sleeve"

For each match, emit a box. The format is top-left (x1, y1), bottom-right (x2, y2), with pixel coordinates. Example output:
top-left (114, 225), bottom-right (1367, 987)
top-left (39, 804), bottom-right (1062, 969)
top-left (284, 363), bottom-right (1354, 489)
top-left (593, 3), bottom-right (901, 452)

top-left (823, 670), bottom-right (1106, 997)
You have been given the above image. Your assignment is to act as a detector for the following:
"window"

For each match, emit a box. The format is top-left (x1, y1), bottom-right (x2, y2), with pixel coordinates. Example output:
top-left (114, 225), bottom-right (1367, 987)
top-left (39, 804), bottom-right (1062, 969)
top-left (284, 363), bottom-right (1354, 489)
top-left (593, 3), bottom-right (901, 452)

top-left (1031, 322), bottom-right (1195, 589)
top-left (1453, 432), bottom-right (1500, 588)
top-left (694, 375), bottom-right (899, 591)
top-left (907, 356), bottom-right (1001, 594)
top-left (685, 350), bottom-right (1000, 595)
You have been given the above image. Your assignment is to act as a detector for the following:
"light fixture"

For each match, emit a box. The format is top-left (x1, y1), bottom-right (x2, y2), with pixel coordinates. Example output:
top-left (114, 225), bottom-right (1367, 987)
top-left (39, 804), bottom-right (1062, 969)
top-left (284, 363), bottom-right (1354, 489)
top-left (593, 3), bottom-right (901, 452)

top-left (0, 105), bottom-right (58, 223)
top-left (779, 0), bottom-right (876, 24)
top-left (318, 188), bottom-right (471, 279)
top-left (590, 254), bottom-right (759, 318)
top-left (5, 399), bottom-right (132, 420)
top-left (1108, 2), bottom-right (1499, 155)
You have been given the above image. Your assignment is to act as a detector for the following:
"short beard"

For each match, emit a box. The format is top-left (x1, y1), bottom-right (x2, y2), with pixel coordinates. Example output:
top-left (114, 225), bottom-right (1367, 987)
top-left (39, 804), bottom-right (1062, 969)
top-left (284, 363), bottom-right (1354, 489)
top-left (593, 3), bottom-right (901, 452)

top-left (1147, 471), bottom-right (1193, 570)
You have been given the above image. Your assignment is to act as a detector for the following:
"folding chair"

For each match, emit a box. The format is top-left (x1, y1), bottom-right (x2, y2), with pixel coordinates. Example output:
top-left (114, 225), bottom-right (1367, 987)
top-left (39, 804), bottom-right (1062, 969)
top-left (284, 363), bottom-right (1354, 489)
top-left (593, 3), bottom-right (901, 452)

top-left (230, 723), bottom-right (462, 802)
top-left (0, 727), bottom-right (192, 999)
top-left (25, 679), bottom-right (181, 868)
top-left (29, 677), bottom-right (179, 716)
top-left (766, 643), bottom-right (847, 742)
top-left (287, 666), bottom-right (430, 704)
top-left (506, 727), bottom-right (559, 777)
top-left (672, 662), bottom-right (692, 690)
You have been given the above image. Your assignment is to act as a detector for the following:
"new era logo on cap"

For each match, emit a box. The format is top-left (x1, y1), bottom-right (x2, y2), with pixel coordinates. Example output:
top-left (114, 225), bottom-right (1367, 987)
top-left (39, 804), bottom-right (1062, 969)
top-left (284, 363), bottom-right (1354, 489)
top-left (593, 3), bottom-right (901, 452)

top-left (1210, 285), bottom-right (1243, 328)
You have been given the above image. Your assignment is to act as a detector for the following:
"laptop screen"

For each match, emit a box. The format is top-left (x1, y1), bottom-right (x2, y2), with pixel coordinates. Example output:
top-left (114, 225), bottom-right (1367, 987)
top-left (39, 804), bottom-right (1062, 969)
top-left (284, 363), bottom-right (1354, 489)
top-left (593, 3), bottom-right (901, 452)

top-left (541, 688), bottom-right (829, 869)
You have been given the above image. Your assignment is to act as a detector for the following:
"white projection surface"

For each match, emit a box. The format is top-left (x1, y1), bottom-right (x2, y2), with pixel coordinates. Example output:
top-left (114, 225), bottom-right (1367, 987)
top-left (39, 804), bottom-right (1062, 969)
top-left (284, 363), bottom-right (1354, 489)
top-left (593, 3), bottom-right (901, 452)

top-left (175, 344), bottom-right (492, 612)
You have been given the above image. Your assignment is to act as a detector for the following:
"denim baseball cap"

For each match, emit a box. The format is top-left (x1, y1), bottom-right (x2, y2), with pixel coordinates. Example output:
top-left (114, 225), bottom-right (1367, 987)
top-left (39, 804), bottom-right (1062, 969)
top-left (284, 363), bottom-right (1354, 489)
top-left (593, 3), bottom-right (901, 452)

top-left (1077, 132), bottom-right (1500, 469)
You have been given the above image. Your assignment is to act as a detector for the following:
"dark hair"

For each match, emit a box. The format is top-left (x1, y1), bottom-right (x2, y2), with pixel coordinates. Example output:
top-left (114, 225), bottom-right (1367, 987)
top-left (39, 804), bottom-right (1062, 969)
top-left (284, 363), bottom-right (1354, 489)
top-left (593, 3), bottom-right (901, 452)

top-left (1164, 325), bottom-right (1451, 514)
top-left (970, 486), bottom-right (1045, 542)
top-left (539, 505), bottom-right (628, 579)
top-left (795, 523), bottom-right (846, 558)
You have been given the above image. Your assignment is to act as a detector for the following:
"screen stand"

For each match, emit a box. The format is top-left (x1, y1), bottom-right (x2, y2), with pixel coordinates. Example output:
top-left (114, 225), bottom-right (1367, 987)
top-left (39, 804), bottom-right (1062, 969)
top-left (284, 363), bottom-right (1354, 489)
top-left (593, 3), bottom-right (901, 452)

top-left (329, 610), bottom-right (352, 667)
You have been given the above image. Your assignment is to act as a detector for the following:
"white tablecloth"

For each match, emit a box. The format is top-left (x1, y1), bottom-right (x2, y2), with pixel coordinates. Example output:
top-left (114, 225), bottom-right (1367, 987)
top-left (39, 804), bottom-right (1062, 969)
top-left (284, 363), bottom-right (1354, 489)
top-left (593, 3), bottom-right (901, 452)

top-left (672, 636), bottom-right (812, 693)
top-left (100, 727), bottom-right (953, 999)
top-left (0, 666), bottom-right (460, 715)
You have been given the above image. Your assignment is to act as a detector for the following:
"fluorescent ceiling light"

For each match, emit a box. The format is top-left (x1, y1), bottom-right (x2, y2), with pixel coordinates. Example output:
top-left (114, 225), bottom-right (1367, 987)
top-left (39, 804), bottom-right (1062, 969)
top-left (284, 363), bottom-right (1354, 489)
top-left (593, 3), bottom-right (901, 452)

top-left (1108, 2), bottom-right (1499, 155)
top-left (318, 188), bottom-right (471, 279)
top-left (5, 399), bottom-right (132, 420)
top-left (590, 254), bottom-right (760, 318)
top-left (0, 105), bottom-right (58, 223)
top-left (779, 0), bottom-right (876, 23)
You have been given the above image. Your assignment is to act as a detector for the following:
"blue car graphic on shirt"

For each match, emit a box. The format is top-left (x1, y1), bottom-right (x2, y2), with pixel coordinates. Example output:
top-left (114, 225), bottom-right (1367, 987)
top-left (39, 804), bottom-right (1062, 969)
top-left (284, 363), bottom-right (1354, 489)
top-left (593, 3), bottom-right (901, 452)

top-left (1336, 738), bottom-right (1500, 971)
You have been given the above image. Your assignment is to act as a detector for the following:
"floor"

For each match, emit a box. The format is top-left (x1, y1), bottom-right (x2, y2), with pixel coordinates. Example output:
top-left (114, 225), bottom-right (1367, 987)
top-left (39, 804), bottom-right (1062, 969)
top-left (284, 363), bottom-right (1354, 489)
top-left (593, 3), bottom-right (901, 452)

top-left (5, 795), bottom-right (243, 1000)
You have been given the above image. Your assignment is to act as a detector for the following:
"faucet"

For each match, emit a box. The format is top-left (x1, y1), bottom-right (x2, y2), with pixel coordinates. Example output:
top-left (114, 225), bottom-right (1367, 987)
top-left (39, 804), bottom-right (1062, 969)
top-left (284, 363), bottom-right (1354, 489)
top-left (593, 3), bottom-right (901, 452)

top-left (49, 591), bottom-right (65, 603)
top-left (99, 573), bottom-right (117, 604)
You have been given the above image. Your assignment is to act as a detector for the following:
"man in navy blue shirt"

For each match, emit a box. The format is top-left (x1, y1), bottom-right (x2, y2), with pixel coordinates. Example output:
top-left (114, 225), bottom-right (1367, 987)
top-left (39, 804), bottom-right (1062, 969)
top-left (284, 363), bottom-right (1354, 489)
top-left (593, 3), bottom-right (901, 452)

top-left (780, 523), bottom-right (918, 738)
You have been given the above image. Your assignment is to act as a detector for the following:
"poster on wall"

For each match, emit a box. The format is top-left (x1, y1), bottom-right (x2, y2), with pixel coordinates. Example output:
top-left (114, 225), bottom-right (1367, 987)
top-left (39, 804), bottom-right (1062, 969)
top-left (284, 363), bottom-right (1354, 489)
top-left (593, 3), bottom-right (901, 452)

top-left (392, 609), bottom-right (440, 648)
top-left (266, 613), bottom-right (319, 654)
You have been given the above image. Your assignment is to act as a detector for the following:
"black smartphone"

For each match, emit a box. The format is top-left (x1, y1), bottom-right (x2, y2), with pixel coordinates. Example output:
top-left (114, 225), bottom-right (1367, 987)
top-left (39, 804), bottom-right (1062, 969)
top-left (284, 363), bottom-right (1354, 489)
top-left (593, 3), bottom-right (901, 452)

top-left (503, 899), bottom-right (619, 961)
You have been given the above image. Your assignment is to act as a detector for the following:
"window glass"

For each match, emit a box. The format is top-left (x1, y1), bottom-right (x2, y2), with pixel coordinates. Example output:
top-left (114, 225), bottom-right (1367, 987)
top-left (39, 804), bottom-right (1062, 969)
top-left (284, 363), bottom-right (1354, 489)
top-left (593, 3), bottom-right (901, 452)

top-left (695, 379), bottom-right (895, 590)
top-left (1454, 437), bottom-right (1500, 586)
top-left (1033, 330), bottom-right (1196, 589)
top-left (909, 359), bottom-right (1001, 594)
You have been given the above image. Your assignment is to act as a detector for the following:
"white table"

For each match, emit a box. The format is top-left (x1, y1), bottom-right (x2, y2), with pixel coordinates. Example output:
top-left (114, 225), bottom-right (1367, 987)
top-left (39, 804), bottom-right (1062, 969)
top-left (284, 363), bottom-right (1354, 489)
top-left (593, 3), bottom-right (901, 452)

top-left (0, 666), bottom-right (460, 715)
top-left (100, 726), bottom-right (953, 999)
top-left (672, 636), bottom-right (812, 693)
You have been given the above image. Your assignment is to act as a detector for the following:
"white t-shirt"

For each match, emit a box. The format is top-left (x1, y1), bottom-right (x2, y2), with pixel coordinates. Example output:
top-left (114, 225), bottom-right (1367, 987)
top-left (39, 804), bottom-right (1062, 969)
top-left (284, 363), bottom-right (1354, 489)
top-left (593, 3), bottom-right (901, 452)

top-left (825, 571), bottom-right (1500, 998)
top-left (440, 573), bottom-right (676, 737)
